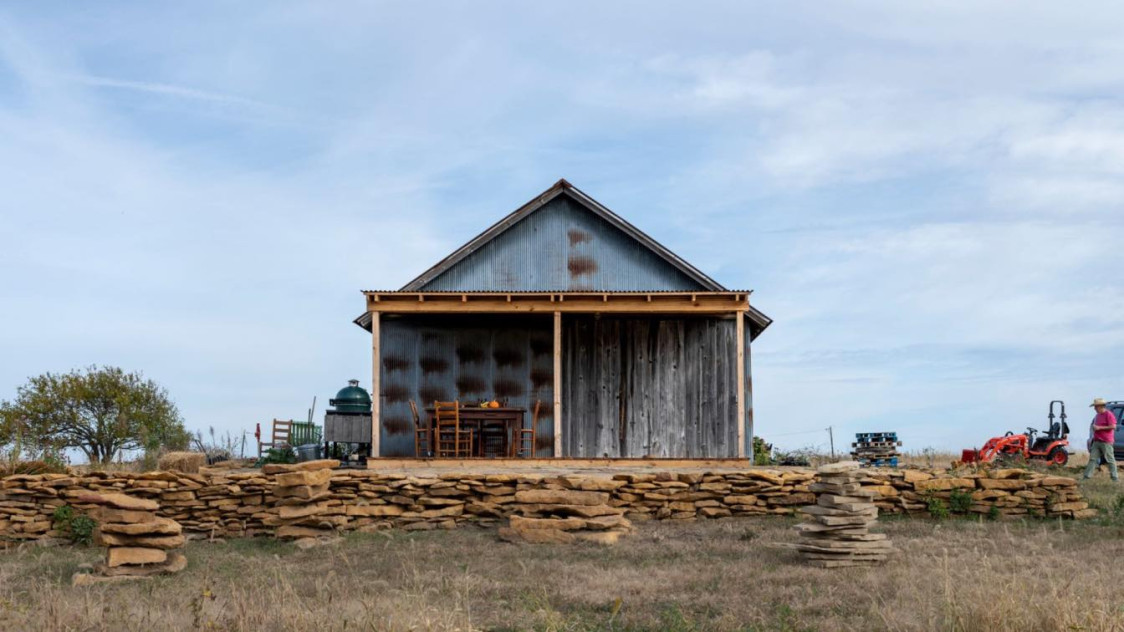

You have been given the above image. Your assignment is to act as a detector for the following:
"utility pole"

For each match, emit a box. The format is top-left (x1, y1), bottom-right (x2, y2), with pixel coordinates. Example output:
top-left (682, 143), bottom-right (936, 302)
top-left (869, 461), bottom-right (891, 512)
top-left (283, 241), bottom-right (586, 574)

top-left (828, 426), bottom-right (835, 460)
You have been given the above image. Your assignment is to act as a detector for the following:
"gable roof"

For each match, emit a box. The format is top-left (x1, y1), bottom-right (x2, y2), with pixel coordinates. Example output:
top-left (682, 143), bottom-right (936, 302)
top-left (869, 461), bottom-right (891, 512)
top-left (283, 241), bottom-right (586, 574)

top-left (400, 179), bottom-right (727, 292)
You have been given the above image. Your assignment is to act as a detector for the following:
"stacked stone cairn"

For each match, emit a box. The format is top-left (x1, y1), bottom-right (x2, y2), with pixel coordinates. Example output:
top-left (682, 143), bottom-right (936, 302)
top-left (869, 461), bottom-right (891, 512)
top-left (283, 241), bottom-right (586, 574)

top-left (262, 460), bottom-right (343, 548)
top-left (75, 492), bottom-right (186, 584)
top-left (499, 483), bottom-right (634, 545)
top-left (793, 461), bottom-right (893, 568)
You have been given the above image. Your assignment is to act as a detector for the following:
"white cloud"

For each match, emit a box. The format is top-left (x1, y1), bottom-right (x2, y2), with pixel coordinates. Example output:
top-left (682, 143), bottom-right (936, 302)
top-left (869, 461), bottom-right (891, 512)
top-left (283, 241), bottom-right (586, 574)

top-left (2, 2), bottom-right (1123, 454)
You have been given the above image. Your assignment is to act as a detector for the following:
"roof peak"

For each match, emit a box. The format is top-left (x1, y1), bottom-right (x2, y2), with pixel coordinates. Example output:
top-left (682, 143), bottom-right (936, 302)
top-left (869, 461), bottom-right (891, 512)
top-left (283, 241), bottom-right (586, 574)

top-left (399, 179), bottom-right (727, 292)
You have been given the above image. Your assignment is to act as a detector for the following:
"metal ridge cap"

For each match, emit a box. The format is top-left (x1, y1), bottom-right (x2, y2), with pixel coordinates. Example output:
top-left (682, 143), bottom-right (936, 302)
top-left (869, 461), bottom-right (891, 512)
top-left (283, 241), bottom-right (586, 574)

top-left (362, 289), bottom-right (754, 295)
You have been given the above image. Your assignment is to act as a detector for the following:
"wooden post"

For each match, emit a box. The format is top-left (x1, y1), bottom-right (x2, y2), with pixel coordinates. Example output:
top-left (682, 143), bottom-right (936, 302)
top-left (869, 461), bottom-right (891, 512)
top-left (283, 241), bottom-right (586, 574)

top-left (370, 312), bottom-right (381, 458)
top-left (735, 312), bottom-right (746, 458)
top-left (553, 310), bottom-right (563, 458)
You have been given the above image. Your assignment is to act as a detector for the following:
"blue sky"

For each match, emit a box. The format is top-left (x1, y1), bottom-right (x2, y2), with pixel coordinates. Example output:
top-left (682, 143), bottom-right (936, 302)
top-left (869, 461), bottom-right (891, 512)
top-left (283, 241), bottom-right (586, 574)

top-left (1, 2), bottom-right (1122, 456)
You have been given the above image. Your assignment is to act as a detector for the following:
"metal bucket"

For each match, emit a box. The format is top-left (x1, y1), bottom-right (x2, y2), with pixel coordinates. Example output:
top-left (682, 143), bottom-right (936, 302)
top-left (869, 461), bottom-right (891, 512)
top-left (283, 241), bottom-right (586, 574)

top-left (295, 443), bottom-right (322, 462)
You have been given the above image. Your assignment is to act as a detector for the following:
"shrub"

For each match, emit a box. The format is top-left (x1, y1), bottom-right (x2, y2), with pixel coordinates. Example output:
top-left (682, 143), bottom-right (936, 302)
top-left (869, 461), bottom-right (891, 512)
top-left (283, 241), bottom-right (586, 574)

top-left (257, 446), bottom-right (296, 466)
top-left (926, 495), bottom-right (950, 520)
top-left (752, 436), bottom-right (773, 465)
top-left (949, 489), bottom-right (973, 514)
top-left (987, 505), bottom-right (1001, 521)
top-left (773, 448), bottom-right (814, 467)
top-left (51, 505), bottom-right (97, 546)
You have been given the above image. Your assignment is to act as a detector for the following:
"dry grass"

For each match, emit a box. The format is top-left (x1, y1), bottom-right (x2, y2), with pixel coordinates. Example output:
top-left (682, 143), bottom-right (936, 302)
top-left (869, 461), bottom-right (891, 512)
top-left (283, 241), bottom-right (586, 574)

top-left (157, 451), bottom-right (207, 474)
top-left (4, 483), bottom-right (1124, 632)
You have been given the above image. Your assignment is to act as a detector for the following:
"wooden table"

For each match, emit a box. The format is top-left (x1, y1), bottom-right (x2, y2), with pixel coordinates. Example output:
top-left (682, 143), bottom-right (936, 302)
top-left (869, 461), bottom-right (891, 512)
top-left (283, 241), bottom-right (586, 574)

top-left (425, 406), bottom-right (527, 457)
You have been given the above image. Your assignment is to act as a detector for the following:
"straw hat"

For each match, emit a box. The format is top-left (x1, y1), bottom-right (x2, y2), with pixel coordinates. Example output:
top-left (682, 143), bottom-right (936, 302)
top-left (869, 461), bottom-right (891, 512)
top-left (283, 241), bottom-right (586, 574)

top-left (1091, 398), bottom-right (1107, 407)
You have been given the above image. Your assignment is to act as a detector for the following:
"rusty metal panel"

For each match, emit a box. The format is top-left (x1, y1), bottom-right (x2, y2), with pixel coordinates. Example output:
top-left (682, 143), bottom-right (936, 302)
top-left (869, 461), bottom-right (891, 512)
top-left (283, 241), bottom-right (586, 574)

top-left (378, 315), bottom-right (553, 457)
top-left (418, 196), bottom-right (709, 292)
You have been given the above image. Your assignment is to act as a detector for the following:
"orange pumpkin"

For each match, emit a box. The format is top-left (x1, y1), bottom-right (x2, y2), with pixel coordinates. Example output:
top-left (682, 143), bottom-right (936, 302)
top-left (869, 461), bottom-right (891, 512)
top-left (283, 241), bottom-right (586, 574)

top-left (490, 400), bottom-right (500, 408)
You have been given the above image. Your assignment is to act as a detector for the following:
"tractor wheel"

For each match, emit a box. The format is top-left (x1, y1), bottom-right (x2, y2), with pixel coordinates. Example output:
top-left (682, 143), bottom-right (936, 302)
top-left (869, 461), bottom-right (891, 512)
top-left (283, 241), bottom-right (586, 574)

top-left (1048, 447), bottom-right (1068, 466)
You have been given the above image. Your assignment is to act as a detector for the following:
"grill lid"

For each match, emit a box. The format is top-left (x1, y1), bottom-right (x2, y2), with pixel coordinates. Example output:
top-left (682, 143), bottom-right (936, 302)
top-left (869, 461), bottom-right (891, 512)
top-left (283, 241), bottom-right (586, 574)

top-left (330, 379), bottom-right (371, 414)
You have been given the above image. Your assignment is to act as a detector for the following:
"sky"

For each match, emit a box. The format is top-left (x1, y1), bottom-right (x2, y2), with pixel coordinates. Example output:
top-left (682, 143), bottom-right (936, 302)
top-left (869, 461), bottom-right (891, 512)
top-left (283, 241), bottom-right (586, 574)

top-left (1, 2), bottom-right (1122, 457)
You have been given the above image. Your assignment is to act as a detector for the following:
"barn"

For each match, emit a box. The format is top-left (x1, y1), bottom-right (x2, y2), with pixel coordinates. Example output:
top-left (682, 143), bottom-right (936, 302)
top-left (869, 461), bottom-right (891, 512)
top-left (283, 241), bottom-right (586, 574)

top-left (354, 179), bottom-right (771, 459)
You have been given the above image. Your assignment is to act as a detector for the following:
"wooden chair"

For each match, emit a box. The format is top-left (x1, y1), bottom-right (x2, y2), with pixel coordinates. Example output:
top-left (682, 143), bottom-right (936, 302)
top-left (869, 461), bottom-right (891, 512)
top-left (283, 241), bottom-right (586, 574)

top-left (515, 401), bottom-right (539, 458)
top-left (479, 420), bottom-right (507, 458)
top-left (434, 401), bottom-right (473, 458)
top-left (409, 400), bottom-right (432, 457)
top-left (259, 419), bottom-right (293, 457)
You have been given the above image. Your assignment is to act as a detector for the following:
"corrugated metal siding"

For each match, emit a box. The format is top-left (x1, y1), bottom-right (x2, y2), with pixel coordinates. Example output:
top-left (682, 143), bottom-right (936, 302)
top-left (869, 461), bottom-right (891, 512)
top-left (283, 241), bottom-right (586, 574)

top-left (562, 315), bottom-right (739, 458)
top-left (418, 196), bottom-right (709, 292)
top-left (378, 315), bottom-right (554, 457)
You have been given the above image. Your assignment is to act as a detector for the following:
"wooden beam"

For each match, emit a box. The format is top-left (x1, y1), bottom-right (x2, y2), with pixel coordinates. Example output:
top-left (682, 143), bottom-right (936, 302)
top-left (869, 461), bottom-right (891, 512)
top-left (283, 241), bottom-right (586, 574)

top-left (553, 310), bottom-right (563, 458)
top-left (370, 311), bottom-right (381, 459)
top-left (367, 296), bottom-right (749, 314)
top-left (735, 313), bottom-right (746, 459)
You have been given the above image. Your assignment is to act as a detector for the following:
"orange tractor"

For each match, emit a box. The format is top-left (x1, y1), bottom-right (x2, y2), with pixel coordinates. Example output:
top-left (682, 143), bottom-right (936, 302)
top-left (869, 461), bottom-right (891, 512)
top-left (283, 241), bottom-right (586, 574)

top-left (962, 401), bottom-right (1071, 466)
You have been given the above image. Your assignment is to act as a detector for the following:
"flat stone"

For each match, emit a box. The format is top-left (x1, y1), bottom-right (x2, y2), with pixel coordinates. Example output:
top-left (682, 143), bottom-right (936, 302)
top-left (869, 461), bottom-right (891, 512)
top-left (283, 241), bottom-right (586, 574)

top-left (95, 532), bottom-right (186, 550)
top-left (99, 517), bottom-right (182, 536)
top-left (92, 508), bottom-right (157, 524)
top-left (418, 497), bottom-right (464, 507)
top-left (583, 514), bottom-right (632, 530)
top-left (817, 461), bottom-right (861, 474)
top-left (415, 505), bottom-right (464, 518)
top-left (510, 515), bottom-right (587, 531)
top-left (743, 471), bottom-right (786, 485)
top-left (513, 489), bottom-right (609, 506)
top-left (914, 478), bottom-right (974, 491)
top-left (978, 479), bottom-right (1027, 491)
top-left (557, 477), bottom-right (626, 492)
top-left (274, 484), bottom-right (330, 499)
top-left (76, 493), bottom-right (159, 512)
top-left (276, 525), bottom-right (333, 539)
top-left (278, 502), bottom-right (329, 520)
top-left (275, 469), bottom-right (333, 488)
top-left (808, 482), bottom-right (861, 494)
top-left (1048, 501), bottom-right (1089, 512)
top-left (698, 507), bottom-right (732, 518)
top-left (98, 552), bottom-right (187, 576)
top-left (770, 493), bottom-right (816, 506)
top-left (902, 470), bottom-right (933, 483)
top-left (107, 547), bottom-right (168, 567)
top-left (262, 460), bottom-right (339, 475)
top-left (345, 504), bottom-right (405, 517)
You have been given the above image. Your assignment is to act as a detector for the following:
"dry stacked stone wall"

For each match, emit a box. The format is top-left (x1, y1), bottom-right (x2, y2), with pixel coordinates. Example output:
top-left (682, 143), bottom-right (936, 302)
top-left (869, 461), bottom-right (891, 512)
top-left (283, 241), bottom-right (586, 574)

top-left (0, 466), bottom-right (1094, 547)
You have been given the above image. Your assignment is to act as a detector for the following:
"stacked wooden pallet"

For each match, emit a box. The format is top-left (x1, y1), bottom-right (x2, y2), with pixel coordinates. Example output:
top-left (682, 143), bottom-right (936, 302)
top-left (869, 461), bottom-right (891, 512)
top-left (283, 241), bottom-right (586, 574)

top-left (851, 431), bottom-right (902, 467)
top-left (793, 461), bottom-right (893, 567)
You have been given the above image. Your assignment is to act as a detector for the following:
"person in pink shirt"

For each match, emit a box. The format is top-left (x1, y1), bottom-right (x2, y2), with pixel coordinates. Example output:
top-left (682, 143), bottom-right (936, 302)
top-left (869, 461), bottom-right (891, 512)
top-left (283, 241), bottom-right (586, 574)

top-left (1083, 398), bottom-right (1118, 481)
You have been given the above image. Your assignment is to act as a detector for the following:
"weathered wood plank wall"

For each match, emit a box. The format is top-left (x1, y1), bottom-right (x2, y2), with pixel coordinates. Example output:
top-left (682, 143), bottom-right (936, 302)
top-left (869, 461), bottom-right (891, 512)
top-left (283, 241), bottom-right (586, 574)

top-left (562, 316), bottom-right (739, 458)
top-left (744, 316), bottom-right (754, 458)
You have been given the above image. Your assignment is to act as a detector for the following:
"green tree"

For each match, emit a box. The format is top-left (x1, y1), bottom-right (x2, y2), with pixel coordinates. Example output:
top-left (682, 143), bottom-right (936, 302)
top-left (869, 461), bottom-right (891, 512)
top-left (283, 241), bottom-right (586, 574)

top-left (0, 366), bottom-right (190, 464)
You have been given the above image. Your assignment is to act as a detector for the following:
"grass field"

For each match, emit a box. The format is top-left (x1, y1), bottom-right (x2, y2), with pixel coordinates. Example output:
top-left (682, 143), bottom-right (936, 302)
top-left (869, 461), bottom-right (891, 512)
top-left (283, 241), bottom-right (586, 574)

top-left (2, 475), bottom-right (1123, 632)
